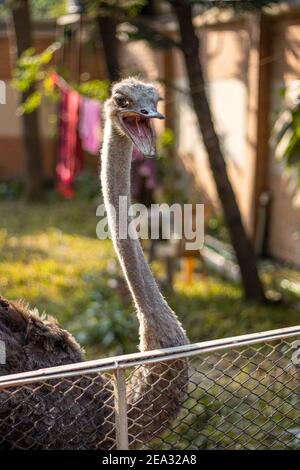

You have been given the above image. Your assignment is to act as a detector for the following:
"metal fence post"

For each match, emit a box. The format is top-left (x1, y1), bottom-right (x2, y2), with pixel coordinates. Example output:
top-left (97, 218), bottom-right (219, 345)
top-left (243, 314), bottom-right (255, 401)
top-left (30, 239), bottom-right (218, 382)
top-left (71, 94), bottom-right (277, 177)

top-left (113, 366), bottom-right (129, 450)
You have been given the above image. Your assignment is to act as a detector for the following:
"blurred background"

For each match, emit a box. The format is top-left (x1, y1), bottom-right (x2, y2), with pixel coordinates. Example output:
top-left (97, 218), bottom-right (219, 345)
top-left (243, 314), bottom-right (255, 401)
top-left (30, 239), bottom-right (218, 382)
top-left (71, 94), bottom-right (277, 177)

top-left (0, 0), bottom-right (300, 359)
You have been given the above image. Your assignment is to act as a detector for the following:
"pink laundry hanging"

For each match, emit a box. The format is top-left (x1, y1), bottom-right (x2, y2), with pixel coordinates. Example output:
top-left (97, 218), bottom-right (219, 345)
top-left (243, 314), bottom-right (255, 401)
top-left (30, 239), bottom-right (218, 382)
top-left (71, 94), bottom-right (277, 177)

top-left (79, 97), bottom-right (102, 155)
top-left (56, 87), bottom-right (83, 199)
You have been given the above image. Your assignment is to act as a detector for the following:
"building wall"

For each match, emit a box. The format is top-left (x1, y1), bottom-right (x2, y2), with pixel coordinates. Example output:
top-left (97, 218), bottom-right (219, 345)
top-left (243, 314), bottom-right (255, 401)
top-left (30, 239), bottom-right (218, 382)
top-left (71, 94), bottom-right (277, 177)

top-left (268, 16), bottom-right (300, 265)
top-left (0, 25), bottom-right (61, 179)
top-left (0, 21), bottom-right (109, 180)
top-left (172, 19), bottom-right (255, 231)
top-left (170, 14), bottom-right (300, 267)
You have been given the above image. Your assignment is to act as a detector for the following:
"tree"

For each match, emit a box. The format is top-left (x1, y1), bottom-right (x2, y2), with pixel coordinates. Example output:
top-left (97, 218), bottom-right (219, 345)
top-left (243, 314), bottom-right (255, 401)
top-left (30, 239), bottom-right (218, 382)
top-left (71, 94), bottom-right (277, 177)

top-left (97, 14), bottom-right (121, 82)
top-left (87, 1), bottom-right (132, 83)
top-left (10, 0), bottom-right (44, 201)
top-left (89, 0), bottom-right (269, 300)
top-left (90, 1), bottom-right (146, 83)
top-left (170, 0), bottom-right (266, 300)
top-left (125, 0), bottom-right (269, 300)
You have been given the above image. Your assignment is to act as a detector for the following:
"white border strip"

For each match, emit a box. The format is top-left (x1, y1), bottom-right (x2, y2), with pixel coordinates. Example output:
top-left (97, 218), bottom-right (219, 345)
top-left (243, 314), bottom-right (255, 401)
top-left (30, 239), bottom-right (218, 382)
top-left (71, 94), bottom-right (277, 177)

top-left (0, 324), bottom-right (299, 389)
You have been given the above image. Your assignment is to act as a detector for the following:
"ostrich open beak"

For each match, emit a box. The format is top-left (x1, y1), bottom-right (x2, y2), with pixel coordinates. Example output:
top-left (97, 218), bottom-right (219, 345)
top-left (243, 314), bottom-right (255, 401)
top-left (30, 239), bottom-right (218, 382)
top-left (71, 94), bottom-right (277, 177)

top-left (119, 110), bottom-right (165, 158)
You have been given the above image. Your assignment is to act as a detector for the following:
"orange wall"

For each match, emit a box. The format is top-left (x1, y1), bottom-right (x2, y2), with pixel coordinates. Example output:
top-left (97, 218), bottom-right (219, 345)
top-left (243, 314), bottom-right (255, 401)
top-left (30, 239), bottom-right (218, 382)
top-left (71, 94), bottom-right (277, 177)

top-left (169, 13), bottom-right (300, 266)
top-left (267, 16), bottom-right (300, 265)
top-left (171, 19), bottom-right (255, 230)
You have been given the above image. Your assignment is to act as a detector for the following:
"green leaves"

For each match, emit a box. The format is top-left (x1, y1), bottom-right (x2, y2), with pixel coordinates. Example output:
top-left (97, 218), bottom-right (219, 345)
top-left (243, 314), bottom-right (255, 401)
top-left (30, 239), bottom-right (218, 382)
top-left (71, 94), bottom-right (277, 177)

top-left (17, 91), bottom-right (42, 114)
top-left (77, 80), bottom-right (110, 102)
top-left (12, 42), bottom-right (61, 95)
top-left (272, 88), bottom-right (300, 184)
top-left (157, 128), bottom-right (175, 150)
top-left (12, 42), bottom-right (62, 115)
top-left (185, 0), bottom-right (280, 10)
top-left (120, 18), bottom-right (180, 49)
top-left (28, 0), bottom-right (67, 19)
top-left (12, 41), bottom-right (110, 116)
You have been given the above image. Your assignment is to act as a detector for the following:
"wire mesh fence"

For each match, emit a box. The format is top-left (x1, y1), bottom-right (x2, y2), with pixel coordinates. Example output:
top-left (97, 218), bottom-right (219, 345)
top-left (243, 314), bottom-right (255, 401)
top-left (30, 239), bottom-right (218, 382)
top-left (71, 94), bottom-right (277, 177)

top-left (0, 326), bottom-right (299, 450)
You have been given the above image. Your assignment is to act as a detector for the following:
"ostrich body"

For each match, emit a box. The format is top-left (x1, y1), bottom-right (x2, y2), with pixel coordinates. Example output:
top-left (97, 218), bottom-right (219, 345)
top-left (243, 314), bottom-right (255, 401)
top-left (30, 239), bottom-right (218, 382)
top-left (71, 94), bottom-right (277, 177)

top-left (0, 78), bottom-right (189, 449)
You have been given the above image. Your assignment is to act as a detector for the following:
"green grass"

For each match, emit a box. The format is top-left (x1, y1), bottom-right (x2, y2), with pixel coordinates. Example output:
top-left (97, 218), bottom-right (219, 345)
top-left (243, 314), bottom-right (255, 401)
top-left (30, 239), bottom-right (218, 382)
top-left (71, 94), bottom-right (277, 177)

top-left (0, 200), bottom-right (299, 359)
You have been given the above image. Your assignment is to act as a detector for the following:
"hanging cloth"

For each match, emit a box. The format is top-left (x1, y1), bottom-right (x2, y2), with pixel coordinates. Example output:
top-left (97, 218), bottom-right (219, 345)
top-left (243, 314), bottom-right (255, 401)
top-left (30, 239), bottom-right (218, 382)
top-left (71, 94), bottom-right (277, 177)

top-left (79, 97), bottom-right (102, 155)
top-left (56, 87), bottom-right (83, 198)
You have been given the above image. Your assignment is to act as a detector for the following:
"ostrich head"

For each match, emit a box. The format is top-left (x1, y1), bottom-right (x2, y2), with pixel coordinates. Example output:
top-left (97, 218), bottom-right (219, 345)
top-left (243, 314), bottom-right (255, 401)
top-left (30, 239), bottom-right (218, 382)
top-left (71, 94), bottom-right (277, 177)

top-left (105, 77), bottom-right (164, 157)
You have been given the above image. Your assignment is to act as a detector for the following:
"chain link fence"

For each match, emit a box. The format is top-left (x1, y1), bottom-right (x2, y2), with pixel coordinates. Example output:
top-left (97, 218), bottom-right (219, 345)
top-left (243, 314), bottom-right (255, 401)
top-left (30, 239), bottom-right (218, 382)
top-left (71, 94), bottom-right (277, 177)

top-left (0, 326), bottom-right (299, 450)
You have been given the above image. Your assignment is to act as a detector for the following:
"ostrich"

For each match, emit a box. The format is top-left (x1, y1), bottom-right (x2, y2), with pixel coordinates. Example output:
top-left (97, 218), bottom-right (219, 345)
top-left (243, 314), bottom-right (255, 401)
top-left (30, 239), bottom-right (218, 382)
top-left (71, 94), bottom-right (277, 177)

top-left (0, 78), bottom-right (189, 450)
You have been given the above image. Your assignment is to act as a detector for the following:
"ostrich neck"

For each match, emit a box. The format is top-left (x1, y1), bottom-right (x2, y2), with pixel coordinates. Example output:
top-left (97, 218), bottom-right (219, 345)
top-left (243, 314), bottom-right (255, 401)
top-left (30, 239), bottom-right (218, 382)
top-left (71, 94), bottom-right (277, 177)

top-left (101, 120), bottom-right (187, 351)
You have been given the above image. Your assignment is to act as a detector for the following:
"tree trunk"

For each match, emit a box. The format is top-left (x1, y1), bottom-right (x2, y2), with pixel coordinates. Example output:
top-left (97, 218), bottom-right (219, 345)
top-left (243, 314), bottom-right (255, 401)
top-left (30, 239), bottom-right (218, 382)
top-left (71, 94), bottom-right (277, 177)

top-left (97, 15), bottom-right (121, 83)
top-left (172, 1), bottom-right (265, 301)
top-left (11, 0), bottom-right (44, 202)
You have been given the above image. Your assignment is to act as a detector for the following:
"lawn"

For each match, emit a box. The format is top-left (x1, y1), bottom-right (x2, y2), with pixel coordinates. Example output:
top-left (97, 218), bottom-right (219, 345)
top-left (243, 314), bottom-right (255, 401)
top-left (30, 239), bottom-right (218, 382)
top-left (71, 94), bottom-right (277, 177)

top-left (0, 200), bottom-right (299, 359)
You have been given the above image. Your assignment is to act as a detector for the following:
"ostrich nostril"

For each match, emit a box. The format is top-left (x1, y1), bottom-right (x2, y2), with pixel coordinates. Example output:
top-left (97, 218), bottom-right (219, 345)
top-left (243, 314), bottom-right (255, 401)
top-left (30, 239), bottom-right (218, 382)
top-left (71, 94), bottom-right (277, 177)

top-left (140, 109), bottom-right (149, 115)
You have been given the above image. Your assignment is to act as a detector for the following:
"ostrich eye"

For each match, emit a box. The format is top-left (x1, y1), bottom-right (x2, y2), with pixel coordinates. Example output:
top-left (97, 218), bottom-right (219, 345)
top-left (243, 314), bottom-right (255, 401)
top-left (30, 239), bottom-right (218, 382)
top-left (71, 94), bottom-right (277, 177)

top-left (115, 96), bottom-right (129, 108)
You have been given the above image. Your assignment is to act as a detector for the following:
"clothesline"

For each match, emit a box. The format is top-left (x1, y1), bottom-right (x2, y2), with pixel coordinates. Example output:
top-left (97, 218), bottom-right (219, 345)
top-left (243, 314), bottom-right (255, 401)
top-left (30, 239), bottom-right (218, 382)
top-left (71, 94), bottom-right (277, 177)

top-left (50, 72), bottom-right (99, 101)
top-left (52, 72), bottom-right (157, 202)
top-left (52, 73), bottom-right (103, 155)
top-left (52, 72), bottom-right (103, 199)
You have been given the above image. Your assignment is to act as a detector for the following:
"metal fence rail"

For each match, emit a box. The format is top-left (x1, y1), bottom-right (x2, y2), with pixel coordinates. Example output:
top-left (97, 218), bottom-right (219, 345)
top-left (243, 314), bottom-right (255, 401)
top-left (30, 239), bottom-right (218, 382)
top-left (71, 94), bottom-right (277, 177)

top-left (0, 326), bottom-right (299, 450)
